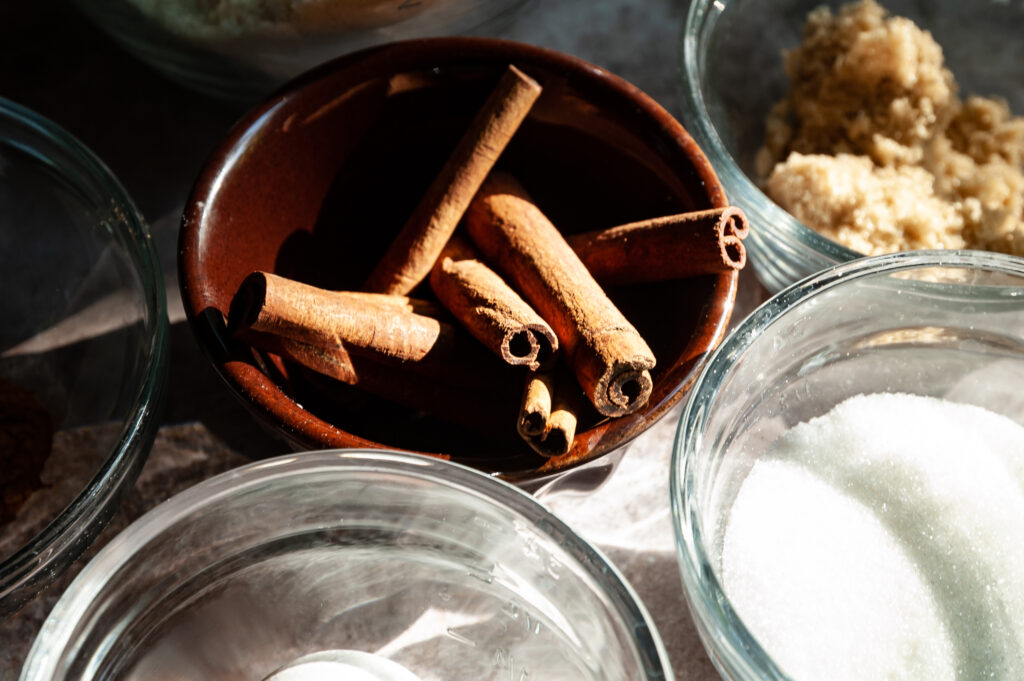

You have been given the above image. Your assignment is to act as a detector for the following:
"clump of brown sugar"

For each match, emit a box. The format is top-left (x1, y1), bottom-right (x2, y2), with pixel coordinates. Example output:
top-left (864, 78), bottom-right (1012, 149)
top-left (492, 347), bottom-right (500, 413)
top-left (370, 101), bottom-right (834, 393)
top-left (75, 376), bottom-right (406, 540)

top-left (758, 0), bottom-right (1024, 257)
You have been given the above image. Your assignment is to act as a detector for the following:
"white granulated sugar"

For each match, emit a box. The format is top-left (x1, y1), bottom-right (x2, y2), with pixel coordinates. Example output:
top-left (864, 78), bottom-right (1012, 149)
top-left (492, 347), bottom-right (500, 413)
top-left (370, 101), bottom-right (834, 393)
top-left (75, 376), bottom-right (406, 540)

top-left (722, 393), bottom-right (1024, 681)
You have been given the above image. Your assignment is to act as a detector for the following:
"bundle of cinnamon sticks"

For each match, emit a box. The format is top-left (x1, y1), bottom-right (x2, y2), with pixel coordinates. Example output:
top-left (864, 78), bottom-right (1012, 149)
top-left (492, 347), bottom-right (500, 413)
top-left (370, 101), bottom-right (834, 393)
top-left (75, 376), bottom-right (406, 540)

top-left (228, 64), bottom-right (749, 460)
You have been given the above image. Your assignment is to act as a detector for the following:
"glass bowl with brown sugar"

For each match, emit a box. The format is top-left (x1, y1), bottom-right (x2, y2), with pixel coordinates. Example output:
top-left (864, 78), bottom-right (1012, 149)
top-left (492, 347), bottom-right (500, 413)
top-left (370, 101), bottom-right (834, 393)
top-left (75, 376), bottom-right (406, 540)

top-left (680, 0), bottom-right (1024, 292)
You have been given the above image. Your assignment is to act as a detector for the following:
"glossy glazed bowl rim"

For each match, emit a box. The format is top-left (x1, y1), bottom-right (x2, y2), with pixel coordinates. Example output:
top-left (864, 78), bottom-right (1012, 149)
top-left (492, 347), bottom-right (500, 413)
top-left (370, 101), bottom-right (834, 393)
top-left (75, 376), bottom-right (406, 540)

top-left (22, 448), bottom-right (673, 681)
top-left (678, 0), bottom-right (862, 266)
top-left (669, 249), bottom-right (1024, 681)
top-left (0, 96), bottom-right (168, 613)
top-left (179, 35), bottom-right (737, 483)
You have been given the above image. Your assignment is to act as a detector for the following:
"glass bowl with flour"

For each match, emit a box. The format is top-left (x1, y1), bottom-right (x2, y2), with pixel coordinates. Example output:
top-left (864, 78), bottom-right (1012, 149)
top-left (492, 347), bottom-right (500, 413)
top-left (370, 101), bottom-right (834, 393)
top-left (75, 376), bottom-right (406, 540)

top-left (73, 0), bottom-right (530, 100)
top-left (671, 250), bottom-right (1024, 681)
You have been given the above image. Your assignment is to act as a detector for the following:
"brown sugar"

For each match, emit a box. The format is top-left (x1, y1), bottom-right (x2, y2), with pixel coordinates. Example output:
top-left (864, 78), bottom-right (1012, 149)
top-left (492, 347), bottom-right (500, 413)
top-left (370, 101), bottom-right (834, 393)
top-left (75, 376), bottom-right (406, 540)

top-left (758, 0), bottom-right (1024, 257)
top-left (766, 153), bottom-right (966, 254)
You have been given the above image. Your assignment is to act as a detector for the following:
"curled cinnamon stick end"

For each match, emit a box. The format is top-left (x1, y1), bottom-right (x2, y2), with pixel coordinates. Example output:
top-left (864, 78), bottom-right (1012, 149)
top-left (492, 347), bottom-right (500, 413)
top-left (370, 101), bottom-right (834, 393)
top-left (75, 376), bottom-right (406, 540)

top-left (466, 172), bottom-right (656, 418)
top-left (566, 206), bottom-right (751, 285)
top-left (363, 64), bottom-right (542, 295)
top-left (517, 371), bottom-right (578, 458)
top-left (518, 371), bottom-right (554, 438)
top-left (538, 400), bottom-right (578, 458)
top-left (229, 271), bottom-right (451, 363)
top-left (430, 236), bottom-right (558, 371)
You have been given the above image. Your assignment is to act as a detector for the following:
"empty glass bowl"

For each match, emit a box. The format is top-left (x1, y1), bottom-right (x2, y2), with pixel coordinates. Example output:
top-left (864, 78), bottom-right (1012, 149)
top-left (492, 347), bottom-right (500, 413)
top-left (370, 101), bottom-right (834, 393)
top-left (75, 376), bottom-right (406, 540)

top-left (74, 0), bottom-right (531, 100)
top-left (671, 250), bottom-right (1024, 680)
top-left (0, 97), bottom-right (167, 615)
top-left (679, 0), bottom-right (1024, 292)
top-left (20, 450), bottom-right (672, 681)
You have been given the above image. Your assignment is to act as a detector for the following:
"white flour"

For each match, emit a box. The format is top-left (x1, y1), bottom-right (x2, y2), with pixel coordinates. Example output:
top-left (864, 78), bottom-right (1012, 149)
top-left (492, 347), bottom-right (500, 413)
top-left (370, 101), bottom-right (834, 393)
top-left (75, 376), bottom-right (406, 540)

top-left (722, 393), bottom-right (1024, 681)
top-left (124, 0), bottom-right (440, 38)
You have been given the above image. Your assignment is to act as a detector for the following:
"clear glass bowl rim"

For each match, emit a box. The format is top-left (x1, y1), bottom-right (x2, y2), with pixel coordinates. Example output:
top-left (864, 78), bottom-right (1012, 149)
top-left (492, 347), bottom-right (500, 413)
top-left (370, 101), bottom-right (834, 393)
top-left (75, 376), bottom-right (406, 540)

top-left (0, 96), bottom-right (168, 611)
top-left (670, 249), bottom-right (1024, 681)
top-left (678, 0), bottom-right (862, 265)
top-left (21, 449), bottom-right (673, 681)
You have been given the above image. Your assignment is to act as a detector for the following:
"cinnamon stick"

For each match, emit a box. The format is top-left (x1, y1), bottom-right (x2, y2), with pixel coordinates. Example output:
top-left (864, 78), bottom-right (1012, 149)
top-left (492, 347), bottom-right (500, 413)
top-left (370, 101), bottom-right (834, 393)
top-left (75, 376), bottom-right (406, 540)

top-left (326, 290), bottom-right (441, 317)
top-left (230, 271), bottom-right (454, 363)
top-left (465, 172), bottom-right (656, 418)
top-left (535, 393), bottom-right (578, 458)
top-left (518, 371), bottom-right (554, 437)
top-left (566, 206), bottom-right (750, 284)
top-left (363, 65), bottom-right (542, 295)
top-left (518, 371), bottom-right (578, 458)
top-left (430, 236), bottom-right (558, 371)
top-left (230, 272), bottom-right (512, 392)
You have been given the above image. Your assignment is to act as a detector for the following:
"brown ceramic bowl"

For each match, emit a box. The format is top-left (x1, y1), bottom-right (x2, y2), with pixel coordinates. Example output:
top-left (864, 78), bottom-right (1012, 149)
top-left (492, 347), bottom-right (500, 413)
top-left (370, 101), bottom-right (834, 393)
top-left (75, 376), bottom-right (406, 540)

top-left (179, 37), bottom-right (737, 485)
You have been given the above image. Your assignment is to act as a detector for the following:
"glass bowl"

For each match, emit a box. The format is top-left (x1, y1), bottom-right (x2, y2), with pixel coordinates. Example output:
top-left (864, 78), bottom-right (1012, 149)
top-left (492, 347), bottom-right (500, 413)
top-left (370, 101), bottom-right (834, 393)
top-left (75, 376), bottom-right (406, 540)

top-left (671, 250), bottom-right (1024, 680)
top-left (679, 0), bottom-right (1024, 292)
top-left (0, 97), bottom-right (168, 615)
top-left (73, 0), bottom-right (531, 101)
top-left (20, 450), bottom-right (672, 681)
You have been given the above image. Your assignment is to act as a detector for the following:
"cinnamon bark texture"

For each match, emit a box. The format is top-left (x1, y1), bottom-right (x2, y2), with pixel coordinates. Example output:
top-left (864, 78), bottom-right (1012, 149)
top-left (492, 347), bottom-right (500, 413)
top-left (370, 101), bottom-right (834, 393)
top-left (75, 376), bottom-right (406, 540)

top-left (518, 371), bottom-right (555, 438)
top-left (466, 172), bottom-right (656, 418)
top-left (363, 65), bottom-right (542, 295)
top-left (566, 206), bottom-right (750, 284)
top-left (230, 272), bottom-right (512, 392)
top-left (323, 290), bottom-right (441, 316)
top-left (430, 236), bottom-right (557, 370)
top-left (230, 271), bottom-right (455, 363)
top-left (517, 371), bottom-right (578, 458)
top-left (534, 392), bottom-right (578, 458)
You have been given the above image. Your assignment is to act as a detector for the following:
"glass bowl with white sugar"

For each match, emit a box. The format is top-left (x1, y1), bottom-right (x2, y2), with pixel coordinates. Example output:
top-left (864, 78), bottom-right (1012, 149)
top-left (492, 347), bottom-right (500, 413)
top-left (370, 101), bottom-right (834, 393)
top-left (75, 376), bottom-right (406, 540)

top-left (671, 250), bottom-right (1024, 681)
